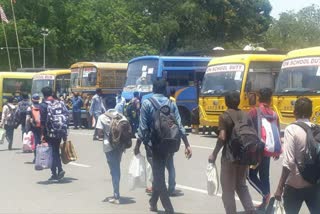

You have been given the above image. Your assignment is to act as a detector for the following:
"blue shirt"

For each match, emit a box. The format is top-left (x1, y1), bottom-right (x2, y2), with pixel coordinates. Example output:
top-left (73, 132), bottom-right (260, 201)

top-left (72, 96), bottom-right (83, 112)
top-left (115, 96), bottom-right (126, 114)
top-left (137, 93), bottom-right (186, 144)
top-left (89, 94), bottom-right (106, 116)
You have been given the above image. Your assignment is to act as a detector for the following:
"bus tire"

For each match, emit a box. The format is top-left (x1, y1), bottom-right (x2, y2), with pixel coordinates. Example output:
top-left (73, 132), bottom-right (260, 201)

top-left (178, 106), bottom-right (191, 127)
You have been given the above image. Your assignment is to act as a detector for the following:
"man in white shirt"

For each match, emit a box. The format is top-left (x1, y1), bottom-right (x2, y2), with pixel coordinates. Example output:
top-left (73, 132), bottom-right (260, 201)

top-left (275, 97), bottom-right (320, 213)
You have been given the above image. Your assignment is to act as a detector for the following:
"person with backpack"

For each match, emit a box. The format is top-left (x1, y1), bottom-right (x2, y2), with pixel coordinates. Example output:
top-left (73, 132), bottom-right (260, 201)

top-left (26, 94), bottom-right (42, 163)
top-left (15, 92), bottom-right (31, 138)
top-left (208, 90), bottom-right (256, 214)
top-left (0, 96), bottom-right (17, 150)
top-left (90, 88), bottom-right (106, 140)
top-left (138, 79), bottom-right (192, 214)
top-left (247, 88), bottom-right (281, 210)
top-left (96, 108), bottom-right (132, 204)
top-left (71, 92), bottom-right (83, 129)
top-left (274, 97), bottom-right (320, 213)
top-left (126, 91), bottom-right (140, 135)
top-left (40, 87), bottom-right (69, 181)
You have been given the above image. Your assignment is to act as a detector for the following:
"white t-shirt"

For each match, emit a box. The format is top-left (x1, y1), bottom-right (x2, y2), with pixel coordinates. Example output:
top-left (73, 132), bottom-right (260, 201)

top-left (96, 111), bottom-right (117, 153)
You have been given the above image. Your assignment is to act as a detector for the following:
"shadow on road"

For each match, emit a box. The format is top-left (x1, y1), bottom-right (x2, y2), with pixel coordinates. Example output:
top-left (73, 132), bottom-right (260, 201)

top-left (0, 148), bottom-right (21, 152)
top-left (102, 196), bottom-right (136, 205)
top-left (37, 177), bottom-right (78, 185)
top-left (200, 135), bottom-right (217, 139)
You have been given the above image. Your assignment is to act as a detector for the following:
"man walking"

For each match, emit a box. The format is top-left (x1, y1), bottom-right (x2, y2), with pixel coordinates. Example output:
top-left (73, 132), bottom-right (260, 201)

top-left (208, 90), bottom-right (255, 214)
top-left (0, 96), bottom-right (17, 150)
top-left (40, 87), bottom-right (69, 181)
top-left (71, 92), bottom-right (83, 129)
top-left (90, 88), bottom-right (106, 140)
top-left (115, 90), bottom-right (126, 114)
top-left (138, 79), bottom-right (192, 214)
top-left (26, 93), bottom-right (42, 163)
top-left (247, 88), bottom-right (281, 209)
top-left (15, 92), bottom-right (31, 138)
top-left (275, 97), bottom-right (320, 213)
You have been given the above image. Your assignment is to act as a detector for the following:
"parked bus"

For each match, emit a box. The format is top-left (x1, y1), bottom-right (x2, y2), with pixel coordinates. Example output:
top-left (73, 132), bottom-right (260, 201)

top-left (199, 53), bottom-right (285, 133)
top-left (273, 46), bottom-right (320, 127)
top-left (0, 72), bottom-right (36, 113)
top-left (122, 56), bottom-right (212, 125)
top-left (31, 69), bottom-right (71, 99)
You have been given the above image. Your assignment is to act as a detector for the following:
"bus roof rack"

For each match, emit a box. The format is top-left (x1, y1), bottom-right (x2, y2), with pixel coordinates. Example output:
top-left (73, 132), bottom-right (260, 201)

top-left (175, 49), bottom-right (287, 57)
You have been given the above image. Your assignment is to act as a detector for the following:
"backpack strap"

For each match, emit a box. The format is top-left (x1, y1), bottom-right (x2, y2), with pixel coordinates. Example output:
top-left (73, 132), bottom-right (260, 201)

top-left (148, 97), bottom-right (162, 111)
top-left (294, 121), bottom-right (311, 133)
top-left (256, 107), bottom-right (262, 139)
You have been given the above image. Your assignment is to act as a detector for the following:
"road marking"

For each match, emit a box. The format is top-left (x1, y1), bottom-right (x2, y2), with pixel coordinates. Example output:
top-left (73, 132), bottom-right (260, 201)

top-left (68, 162), bottom-right (91, 168)
top-left (175, 184), bottom-right (260, 205)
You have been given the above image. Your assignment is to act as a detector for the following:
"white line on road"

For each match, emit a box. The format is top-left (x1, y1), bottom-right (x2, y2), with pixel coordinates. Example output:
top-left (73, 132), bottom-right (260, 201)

top-left (175, 184), bottom-right (260, 205)
top-left (68, 162), bottom-right (91, 168)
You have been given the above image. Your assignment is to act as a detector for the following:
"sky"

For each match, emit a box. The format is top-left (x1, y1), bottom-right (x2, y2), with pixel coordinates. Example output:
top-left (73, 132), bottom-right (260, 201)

top-left (269, 0), bottom-right (320, 18)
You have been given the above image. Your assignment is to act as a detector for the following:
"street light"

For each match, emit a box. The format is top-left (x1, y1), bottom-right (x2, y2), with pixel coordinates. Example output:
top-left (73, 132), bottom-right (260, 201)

top-left (0, 47), bottom-right (35, 68)
top-left (41, 28), bottom-right (49, 68)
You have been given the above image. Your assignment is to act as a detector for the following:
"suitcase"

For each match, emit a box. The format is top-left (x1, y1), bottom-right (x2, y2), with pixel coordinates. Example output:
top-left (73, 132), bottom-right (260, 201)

top-left (60, 141), bottom-right (77, 164)
top-left (35, 143), bottom-right (53, 170)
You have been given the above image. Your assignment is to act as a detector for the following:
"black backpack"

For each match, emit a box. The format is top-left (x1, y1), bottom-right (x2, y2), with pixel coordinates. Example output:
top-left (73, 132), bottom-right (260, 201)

top-left (294, 122), bottom-right (320, 184)
top-left (15, 100), bottom-right (31, 125)
top-left (149, 97), bottom-right (181, 156)
top-left (226, 111), bottom-right (264, 165)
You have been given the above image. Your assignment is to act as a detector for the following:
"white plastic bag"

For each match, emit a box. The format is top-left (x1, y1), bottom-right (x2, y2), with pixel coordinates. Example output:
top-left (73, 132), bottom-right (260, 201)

top-left (128, 154), bottom-right (146, 190)
top-left (206, 163), bottom-right (219, 196)
top-left (22, 131), bottom-right (34, 153)
top-left (275, 200), bottom-right (286, 214)
top-left (0, 128), bottom-right (5, 144)
top-left (146, 160), bottom-right (153, 187)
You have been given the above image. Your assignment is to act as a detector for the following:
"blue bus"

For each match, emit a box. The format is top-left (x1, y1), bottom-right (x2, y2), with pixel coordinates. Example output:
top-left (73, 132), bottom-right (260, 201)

top-left (122, 56), bottom-right (212, 126)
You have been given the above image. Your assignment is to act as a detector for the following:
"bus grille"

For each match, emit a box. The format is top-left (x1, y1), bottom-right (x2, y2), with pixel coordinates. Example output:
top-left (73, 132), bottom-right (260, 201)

top-left (280, 112), bottom-right (295, 118)
top-left (206, 111), bottom-right (224, 116)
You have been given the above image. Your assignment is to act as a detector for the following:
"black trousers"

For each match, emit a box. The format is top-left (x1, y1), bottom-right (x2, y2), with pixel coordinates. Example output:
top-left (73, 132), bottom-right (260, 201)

top-left (149, 153), bottom-right (174, 214)
top-left (283, 184), bottom-right (320, 214)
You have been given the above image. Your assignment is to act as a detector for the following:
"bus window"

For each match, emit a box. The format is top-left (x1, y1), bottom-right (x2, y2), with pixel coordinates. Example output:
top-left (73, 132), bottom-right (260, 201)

top-left (71, 68), bottom-right (80, 88)
top-left (82, 67), bottom-right (97, 87)
top-left (245, 61), bottom-right (281, 92)
top-left (3, 78), bottom-right (32, 95)
top-left (56, 74), bottom-right (71, 97)
top-left (167, 70), bottom-right (194, 87)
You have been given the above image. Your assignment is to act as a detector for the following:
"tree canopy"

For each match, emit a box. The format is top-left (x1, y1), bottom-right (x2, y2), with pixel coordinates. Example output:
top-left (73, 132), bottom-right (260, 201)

top-left (1, 0), bottom-right (316, 70)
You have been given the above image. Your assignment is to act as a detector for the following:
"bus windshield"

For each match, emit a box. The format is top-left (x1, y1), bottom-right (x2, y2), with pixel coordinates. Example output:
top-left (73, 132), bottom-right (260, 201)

top-left (31, 79), bottom-right (54, 96)
top-left (275, 57), bottom-right (320, 95)
top-left (71, 68), bottom-right (80, 88)
top-left (201, 64), bottom-right (244, 95)
top-left (82, 67), bottom-right (97, 87)
top-left (124, 59), bottom-right (158, 92)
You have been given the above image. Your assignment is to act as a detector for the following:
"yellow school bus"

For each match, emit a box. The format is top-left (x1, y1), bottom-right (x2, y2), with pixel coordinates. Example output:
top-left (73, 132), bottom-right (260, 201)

top-left (70, 62), bottom-right (127, 104)
top-left (273, 47), bottom-right (320, 127)
top-left (199, 53), bottom-right (285, 133)
top-left (31, 69), bottom-right (71, 98)
top-left (0, 72), bottom-right (36, 113)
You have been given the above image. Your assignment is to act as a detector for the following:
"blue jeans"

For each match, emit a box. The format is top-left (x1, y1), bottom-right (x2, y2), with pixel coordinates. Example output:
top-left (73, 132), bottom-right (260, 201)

top-left (73, 111), bottom-right (81, 128)
top-left (49, 138), bottom-right (63, 176)
top-left (166, 154), bottom-right (176, 193)
top-left (105, 148), bottom-right (123, 199)
top-left (5, 125), bottom-right (14, 149)
top-left (248, 156), bottom-right (270, 198)
top-left (32, 128), bottom-right (42, 159)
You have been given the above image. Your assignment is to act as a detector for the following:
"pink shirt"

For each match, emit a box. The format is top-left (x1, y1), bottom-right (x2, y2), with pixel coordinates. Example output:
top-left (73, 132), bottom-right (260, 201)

top-left (282, 119), bottom-right (313, 189)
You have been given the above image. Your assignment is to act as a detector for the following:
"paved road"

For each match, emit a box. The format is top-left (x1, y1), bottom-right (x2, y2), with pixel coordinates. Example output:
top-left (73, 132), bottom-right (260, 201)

top-left (0, 128), bottom-right (309, 213)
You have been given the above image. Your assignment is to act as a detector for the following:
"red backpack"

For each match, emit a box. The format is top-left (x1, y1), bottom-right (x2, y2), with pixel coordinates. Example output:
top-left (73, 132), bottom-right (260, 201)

top-left (31, 105), bottom-right (41, 128)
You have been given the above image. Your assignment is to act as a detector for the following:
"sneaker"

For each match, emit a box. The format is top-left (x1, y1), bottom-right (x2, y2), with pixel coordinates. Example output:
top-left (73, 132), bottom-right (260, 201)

top-left (108, 198), bottom-right (120, 204)
top-left (57, 170), bottom-right (65, 180)
top-left (149, 204), bottom-right (157, 212)
top-left (48, 175), bottom-right (58, 181)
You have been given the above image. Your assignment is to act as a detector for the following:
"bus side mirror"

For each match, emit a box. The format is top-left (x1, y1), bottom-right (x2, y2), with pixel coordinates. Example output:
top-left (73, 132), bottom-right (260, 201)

top-left (248, 92), bottom-right (256, 106)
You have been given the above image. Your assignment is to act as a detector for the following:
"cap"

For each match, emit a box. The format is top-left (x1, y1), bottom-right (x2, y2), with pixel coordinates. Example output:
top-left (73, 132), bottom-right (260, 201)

top-left (32, 93), bottom-right (40, 102)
